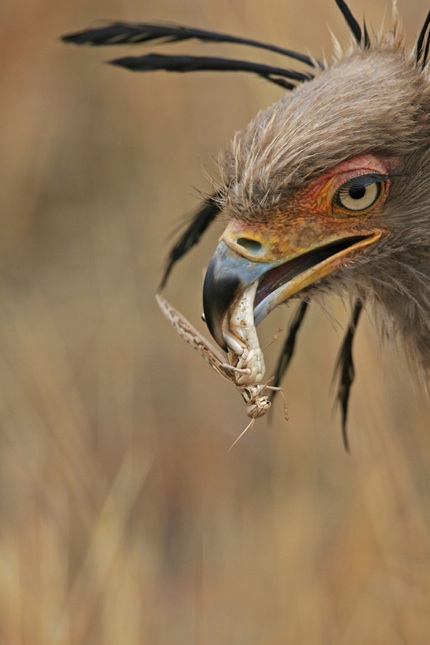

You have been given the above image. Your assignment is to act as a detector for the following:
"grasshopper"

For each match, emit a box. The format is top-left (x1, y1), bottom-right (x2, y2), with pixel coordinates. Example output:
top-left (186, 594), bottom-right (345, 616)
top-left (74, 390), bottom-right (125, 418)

top-left (156, 294), bottom-right (287, 448)
top-left (222, 281), bottom-right (266, 386)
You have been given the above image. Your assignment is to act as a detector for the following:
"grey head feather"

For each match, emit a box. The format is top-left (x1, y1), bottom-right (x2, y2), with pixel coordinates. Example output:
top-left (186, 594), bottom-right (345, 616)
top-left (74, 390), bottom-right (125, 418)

top-left (216, 32), bottom-right (430, 372)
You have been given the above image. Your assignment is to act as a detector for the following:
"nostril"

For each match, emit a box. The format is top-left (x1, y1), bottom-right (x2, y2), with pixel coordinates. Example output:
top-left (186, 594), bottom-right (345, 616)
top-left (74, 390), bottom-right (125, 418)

top-left (237, 238), bottom-right (263, 254)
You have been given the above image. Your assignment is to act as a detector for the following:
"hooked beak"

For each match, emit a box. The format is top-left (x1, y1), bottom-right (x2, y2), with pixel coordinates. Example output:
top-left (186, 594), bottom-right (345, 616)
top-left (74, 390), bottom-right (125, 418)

top-left (202, 240), bottom-right (273, 348)
top-left (203, 221), bottom-right (382, 349)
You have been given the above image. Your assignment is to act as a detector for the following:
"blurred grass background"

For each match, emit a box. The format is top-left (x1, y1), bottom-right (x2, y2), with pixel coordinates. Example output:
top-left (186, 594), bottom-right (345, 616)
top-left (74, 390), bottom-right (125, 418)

top-left (1, 0), bottom-right (430, 643)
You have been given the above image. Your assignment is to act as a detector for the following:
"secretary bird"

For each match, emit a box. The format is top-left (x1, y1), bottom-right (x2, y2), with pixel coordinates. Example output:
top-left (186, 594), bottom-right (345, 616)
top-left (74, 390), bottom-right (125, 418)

top-left (63, 1), bottom-right (430, 446)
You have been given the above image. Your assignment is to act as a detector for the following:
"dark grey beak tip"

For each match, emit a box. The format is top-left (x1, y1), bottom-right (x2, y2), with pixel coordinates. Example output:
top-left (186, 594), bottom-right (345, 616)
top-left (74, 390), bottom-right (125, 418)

top-left (203, 253), bottom-right (241, 350)
top-left (202, 240), bottom-right (272, 350)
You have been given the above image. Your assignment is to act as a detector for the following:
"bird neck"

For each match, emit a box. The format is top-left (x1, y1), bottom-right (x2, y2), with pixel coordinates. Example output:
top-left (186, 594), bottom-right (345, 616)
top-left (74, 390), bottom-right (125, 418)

top-left (369, 242), bottom-right (430, 374)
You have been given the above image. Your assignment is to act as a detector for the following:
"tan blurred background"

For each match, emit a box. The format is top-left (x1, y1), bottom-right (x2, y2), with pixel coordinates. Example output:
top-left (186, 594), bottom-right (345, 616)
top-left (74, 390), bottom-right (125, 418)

top-left (1, 0), bottom-right (430, 643)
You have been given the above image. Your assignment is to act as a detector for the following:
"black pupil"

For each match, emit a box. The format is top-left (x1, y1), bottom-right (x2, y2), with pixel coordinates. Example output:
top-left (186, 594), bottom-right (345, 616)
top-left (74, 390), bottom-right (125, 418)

top-left (349, 185), bottom-right (366, 200)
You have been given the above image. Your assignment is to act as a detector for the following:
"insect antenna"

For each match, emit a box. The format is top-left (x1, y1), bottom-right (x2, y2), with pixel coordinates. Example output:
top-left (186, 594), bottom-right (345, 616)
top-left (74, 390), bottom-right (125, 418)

top-left (262, 328), bottom-right (283, 351)
top-left (228, 419), bottom-right (255, 452)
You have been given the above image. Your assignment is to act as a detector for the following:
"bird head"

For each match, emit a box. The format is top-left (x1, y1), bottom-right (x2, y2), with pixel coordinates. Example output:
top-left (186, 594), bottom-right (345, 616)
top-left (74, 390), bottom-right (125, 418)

top-left (203, 28), bottom-right (430, 369)
top-left (62, 3), bottom-right (430, 382)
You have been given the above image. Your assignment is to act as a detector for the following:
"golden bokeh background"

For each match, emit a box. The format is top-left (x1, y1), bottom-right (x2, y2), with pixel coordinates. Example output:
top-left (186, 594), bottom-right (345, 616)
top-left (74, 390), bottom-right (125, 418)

top-left (1, 0), bottom-right (430, 643)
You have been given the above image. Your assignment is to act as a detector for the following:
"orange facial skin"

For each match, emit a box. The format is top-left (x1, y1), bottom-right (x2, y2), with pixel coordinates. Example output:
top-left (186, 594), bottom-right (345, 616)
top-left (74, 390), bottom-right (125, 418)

top-left (221, 154), bottom-right (397, 267)
top-left (204, 153), bottom-right (403, 325)
top-left (202, 154), bottom-right (402, 348)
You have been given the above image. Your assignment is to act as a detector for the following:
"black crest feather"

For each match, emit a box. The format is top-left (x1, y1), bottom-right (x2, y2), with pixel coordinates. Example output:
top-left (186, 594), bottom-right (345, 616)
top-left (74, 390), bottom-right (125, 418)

top-left (61, 19), bottom-right (317, 275)
top-left (362, 19), bottom-right (370, 49)
top-left (334, 298), bottom-right (363, 451)
top-left (160, 195), bottom-right (220, 289)
top-left (335, 0), bottom-right (364, 46)
top-left (62, 22), bottom-right (318, 69)
top-left (109, 53), bottom-right (311, 89)
top-left (270, 301), bottom-right (309, 396)
top-left (416, 10), bottom-right (430, 67)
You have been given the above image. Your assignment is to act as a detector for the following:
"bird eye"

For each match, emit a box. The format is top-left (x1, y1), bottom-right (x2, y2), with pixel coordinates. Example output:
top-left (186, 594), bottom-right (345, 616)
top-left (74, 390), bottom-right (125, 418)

top-left (334, 177), bottom-right (382, 213)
